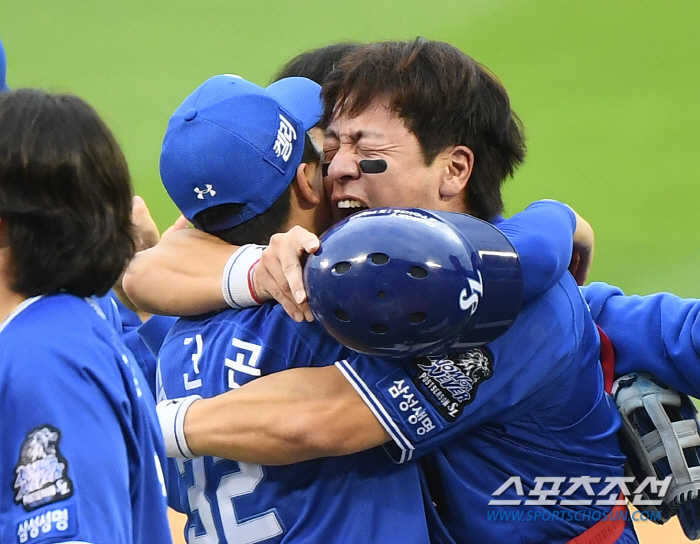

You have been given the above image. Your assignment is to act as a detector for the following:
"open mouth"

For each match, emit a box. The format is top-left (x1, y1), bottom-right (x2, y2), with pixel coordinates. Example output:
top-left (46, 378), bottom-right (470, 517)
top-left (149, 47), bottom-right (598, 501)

top-left (336, 199), bottom-right (369, 219)
top-left (337, 199), bottom-right (367, 210)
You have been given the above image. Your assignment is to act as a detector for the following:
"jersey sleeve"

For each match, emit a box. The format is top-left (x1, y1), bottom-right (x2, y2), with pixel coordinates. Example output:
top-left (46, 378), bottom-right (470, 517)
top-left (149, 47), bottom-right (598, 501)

top-left (1, 334), bottom-right (136, 543)
top-left (583, 281), bottom-right (700, 395)
top-left (336, 281), bottom-right (593, 464)
top-left (138, 315), bottom-right (178, 358)
top-left (497, 200), bottom-right (576, 302)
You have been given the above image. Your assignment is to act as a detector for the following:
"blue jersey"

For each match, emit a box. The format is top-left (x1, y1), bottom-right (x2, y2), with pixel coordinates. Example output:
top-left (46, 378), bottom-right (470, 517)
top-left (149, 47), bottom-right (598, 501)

top-left (153, 199), bottom-right (614, 544)
top-left (158, 305), bottom-right (435, 544)
top-left (339, 277), bottom-right (637, 543)
top-left (584, 281), bottom-right (700, 395)
top-left (495, 200), bottom-right (577, 303)
top-left (0, 294), bottom-right (171, 544)
top-left (95, 290), bottom-right (163, 398)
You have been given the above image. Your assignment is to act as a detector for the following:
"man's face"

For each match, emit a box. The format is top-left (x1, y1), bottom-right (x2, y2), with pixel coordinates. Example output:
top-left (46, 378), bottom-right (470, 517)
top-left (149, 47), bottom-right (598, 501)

top-left (323, 99), bottom-right (450, 223)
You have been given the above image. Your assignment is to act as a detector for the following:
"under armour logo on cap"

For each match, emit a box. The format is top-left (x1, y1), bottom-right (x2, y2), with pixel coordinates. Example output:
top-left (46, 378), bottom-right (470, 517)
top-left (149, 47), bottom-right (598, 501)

top-left (194, 185), bottom-right (216, 199)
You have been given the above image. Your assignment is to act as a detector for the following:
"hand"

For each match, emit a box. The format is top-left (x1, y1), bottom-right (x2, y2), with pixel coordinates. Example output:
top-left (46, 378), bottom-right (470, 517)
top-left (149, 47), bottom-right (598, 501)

top-left (569, 209), bottom-right (594, 286)
top-left (132, 195), bottom-right (161, 252)
top-left (252, 226), bottom-right (320, 322)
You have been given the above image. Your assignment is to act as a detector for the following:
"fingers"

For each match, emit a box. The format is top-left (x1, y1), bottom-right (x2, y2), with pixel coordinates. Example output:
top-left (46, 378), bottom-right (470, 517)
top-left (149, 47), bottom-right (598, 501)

top-left (132, 196), bottom-right (160, 251)
top-left (253, 261), bottom-right (307, 322)
top-left (253, 226), bottom-right (320, 322)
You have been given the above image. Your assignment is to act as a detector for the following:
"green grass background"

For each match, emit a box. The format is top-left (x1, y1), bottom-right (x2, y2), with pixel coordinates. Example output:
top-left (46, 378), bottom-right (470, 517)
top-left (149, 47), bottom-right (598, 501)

top-left (1, 0), bottom-right (699, 297)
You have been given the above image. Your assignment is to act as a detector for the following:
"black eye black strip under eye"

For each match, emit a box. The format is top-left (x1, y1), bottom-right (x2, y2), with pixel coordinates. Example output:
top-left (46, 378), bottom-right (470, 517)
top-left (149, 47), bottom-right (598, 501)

top-left (359, 159), bottom-right (388, 174)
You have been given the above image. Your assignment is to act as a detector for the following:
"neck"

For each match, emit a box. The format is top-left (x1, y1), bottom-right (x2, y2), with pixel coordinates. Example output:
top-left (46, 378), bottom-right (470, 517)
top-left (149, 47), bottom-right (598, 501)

top-left (0, 286), bottom-right (27, 325)
top-left (0, 249), bottom-right (28, 325)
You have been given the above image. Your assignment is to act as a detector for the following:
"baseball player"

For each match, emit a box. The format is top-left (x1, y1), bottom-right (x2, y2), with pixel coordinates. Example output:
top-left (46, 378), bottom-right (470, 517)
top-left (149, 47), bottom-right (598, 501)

top-left (0, 89), bottom-right (171, 544)
top-left (146, 40), bottom-right (637, 543)
top-left (155, 73), bottom-right (448, 543)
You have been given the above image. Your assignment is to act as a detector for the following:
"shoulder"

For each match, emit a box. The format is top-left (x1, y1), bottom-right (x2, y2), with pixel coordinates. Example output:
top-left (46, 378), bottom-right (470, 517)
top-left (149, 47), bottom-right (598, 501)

top-left (165, 303), bottom-right (348, 366)
top-left (0, 295), bottom-right (127, 386)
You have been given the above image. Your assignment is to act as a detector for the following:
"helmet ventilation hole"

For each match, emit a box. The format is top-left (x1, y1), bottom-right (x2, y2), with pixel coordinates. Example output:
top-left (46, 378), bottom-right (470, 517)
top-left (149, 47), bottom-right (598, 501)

top-left (410, 312), bottom-right (427, 323)
top-left (334, 309), bottom-right (351, 322)
top-left (371, 323), bottom-right (389, 334)
top-left (409, 266), bottom-right (427, 279)
top-left (370, 253), bottom-right (390, 265)
top-left (333, 261), bottom-right (351, 275)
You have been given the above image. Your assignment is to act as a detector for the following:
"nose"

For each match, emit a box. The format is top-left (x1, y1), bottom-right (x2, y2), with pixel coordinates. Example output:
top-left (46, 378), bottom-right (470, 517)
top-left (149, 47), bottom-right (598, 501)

top-left (327, 148), bottom-right (361, 186)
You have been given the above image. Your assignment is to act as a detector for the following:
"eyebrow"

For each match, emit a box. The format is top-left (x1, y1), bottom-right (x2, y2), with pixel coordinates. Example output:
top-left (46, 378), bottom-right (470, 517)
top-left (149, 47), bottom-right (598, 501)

top-left (324, 129), bottom-right (383, 143)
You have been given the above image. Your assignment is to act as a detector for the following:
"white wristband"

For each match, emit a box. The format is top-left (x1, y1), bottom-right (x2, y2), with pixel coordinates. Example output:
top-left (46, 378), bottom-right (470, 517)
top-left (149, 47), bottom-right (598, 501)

top-left (157, 395), bottom-right (202, 459)
top-left (222, 244), bottom-right (265, 309)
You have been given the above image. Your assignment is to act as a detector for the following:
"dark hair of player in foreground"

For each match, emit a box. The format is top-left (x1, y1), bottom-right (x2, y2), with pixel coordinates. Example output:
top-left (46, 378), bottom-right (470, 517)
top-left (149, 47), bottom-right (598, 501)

top-left (0, 89), bottom-right (135, 297)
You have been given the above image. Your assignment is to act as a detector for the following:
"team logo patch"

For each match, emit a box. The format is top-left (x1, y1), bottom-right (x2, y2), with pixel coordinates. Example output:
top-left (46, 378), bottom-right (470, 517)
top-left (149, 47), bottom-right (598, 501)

top-left (411, 348), bottom-right (494, 421)
top-left (13, 426), bottom-right (74, 511)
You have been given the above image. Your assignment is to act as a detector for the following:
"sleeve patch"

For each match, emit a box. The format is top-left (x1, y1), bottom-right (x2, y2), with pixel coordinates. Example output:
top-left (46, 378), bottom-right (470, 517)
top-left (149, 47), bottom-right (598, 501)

top-left (410, 347), bottom-right (494, 422)
top-left (15, 505), bottom-right (77, 544)
top-left (13, 426), bottom-right (74, 511)
top-left (377, 371), bottom-right (441, 440)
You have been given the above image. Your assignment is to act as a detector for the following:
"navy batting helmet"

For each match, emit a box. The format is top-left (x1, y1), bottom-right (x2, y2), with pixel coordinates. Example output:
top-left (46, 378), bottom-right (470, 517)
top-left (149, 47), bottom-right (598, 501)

top-left (303, 208), bottom-right (522, 358)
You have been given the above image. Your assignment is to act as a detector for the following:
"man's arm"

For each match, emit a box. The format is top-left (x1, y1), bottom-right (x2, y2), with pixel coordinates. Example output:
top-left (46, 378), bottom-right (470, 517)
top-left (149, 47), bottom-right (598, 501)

top-left (178, 365), bottom-right (390, 464)
top-left (584, 281), bottom-right (700, 395)
top-left (123, 222), bottom-right (317, 320)
top-left (123, 226), bottom-right (235, 315)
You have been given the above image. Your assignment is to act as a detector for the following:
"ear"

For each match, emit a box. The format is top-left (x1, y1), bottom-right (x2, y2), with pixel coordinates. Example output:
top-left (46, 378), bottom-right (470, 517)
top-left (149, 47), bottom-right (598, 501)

top-left (439, 145), bottom-right (474, 198)
top-left (293, 162), bottom-right (322, 207)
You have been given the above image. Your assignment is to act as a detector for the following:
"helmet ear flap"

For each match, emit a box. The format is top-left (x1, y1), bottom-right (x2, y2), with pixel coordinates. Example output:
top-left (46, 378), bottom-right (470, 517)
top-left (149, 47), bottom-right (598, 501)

top-left (613, 372), bottom-right (700, 538)
top-left (303, 208), bottom-right (522, 358)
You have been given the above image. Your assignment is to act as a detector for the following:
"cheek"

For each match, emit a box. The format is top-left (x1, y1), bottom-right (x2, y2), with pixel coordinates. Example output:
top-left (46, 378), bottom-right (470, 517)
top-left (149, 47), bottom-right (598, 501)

top-left (365, 173), bottom-right (405, 204)
top-left (323, 175), bottom-right (333, 199)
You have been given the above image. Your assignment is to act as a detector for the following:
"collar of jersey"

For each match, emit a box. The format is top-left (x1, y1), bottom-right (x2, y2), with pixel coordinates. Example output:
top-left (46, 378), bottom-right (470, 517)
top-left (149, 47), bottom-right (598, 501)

top-left (0, 295), bottom-right (44, 335)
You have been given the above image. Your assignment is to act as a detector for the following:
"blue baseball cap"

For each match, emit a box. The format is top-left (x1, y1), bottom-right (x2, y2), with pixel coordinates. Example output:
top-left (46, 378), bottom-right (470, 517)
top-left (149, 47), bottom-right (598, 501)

top-left (160, 74), bottom-right (322, 231)
top-left (0, 36), bottom-right (8, 92)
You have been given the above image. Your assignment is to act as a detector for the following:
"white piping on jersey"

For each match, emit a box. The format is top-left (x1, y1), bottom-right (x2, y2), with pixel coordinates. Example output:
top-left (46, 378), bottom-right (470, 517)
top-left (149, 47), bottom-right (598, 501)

top-left (0, 295), bottom-right (43, 335)
top-left (335, 360), bottom-right (415, 463)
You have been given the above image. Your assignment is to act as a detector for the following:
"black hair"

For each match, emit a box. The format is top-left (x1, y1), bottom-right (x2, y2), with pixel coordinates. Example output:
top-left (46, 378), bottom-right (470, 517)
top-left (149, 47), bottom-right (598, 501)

top-left (321, 38), bottom-right (526, 220)
top-left (271, 42), bottom-right (360, 85)
top-left (0, 89), bottom-right (135, 297)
